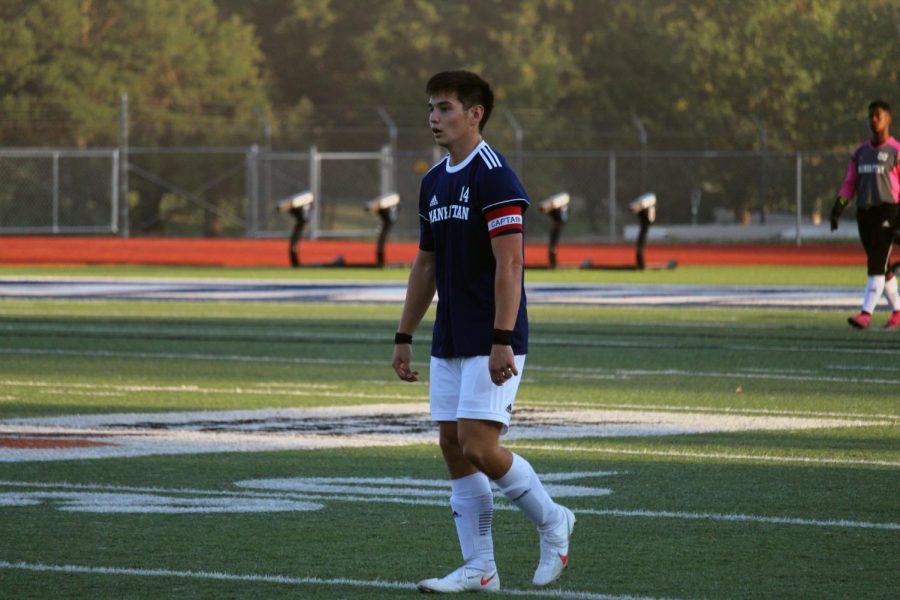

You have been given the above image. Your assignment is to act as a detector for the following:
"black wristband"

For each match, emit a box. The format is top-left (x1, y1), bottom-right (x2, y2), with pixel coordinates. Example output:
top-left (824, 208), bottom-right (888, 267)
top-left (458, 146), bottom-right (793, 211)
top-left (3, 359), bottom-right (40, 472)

top-left (394, 332), bottom-right (412, 344)
top-left (492, 328), bottom-right (514, 345)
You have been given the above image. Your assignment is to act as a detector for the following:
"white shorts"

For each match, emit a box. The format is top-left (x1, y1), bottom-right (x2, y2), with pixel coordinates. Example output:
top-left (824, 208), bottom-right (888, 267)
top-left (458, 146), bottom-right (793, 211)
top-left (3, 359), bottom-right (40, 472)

top-left (429, 355), bottom-right (526, 434)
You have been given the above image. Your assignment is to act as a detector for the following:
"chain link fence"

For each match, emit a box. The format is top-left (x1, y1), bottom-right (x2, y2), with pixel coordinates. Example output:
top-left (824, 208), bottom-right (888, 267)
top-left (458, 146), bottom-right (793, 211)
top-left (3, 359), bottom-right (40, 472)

top-left (0, 145), bottom-right (855, 244)
top-left (0, 149), bottom-right (119, 234)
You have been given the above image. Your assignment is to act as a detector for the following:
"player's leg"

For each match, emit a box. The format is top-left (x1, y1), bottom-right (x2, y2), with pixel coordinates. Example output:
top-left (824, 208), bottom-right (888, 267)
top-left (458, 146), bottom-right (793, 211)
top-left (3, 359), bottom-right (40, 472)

top-left (418, 359), bottom-right (499, 593)
top-left (850, 208), bottom-right (881, 329)
top-left (440, 421), bottom-right (496, 571)
top-left (883, 271), bottom-right (900, 329)
top-left (857, 205), bottom-right (898, 327)
top-left (883, 209), bottom-right (900, 329)
top-left (457, 419), bottom-right (563, 530)
top-left (456, 356), bottom-right (575, 588)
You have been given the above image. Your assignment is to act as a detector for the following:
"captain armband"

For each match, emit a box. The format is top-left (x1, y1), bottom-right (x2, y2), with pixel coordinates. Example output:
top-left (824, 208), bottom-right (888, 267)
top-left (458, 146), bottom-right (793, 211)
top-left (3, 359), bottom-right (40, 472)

top-left (485, 206), bottom-right (524, 239)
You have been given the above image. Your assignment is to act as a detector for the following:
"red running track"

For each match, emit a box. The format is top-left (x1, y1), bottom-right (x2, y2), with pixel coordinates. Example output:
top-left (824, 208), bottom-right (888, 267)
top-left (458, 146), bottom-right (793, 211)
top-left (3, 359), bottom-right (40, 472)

top-left (0, 236), bottom-right (863, 268)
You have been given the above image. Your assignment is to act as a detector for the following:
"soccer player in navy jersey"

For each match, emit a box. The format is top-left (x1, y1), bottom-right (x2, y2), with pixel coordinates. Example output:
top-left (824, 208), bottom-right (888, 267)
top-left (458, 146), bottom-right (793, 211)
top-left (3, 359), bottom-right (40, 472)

top-left (831, 100), bottom-right (900, 329)
top-left (391, 70), bottom-right (575, 593)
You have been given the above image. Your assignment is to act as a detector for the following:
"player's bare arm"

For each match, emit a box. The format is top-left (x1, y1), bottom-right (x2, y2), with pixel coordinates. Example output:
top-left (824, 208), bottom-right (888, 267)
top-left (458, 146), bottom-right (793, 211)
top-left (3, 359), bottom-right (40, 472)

top-left (392, 249), bottom-right (436, 382)
top-left (490, 232), bottom-right (523, 385)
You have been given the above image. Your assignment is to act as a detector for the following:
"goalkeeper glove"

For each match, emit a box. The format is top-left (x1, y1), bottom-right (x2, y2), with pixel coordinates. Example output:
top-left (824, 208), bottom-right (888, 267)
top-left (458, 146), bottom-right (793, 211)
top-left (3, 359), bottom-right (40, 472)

top-left (830, 197), bottom-right (848, 231)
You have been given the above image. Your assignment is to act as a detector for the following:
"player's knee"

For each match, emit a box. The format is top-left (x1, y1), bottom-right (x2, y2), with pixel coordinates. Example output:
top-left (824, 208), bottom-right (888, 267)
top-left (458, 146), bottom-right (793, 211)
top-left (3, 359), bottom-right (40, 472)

top-left (459, 438), bottom-right (493, 471)
top-left (438, 429), bottom-right (462, 458)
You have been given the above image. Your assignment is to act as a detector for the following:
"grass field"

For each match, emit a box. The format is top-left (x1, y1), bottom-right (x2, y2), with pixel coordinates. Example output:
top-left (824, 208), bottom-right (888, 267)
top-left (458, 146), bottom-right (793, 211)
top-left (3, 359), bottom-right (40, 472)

top-left (0, 265), bottom-right (898, 599)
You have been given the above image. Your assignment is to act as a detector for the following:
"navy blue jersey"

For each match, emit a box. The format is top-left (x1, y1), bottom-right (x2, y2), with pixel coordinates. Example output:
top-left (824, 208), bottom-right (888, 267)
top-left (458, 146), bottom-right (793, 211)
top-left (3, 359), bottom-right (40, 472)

top-left (418, 140), bottom-right (529, 358)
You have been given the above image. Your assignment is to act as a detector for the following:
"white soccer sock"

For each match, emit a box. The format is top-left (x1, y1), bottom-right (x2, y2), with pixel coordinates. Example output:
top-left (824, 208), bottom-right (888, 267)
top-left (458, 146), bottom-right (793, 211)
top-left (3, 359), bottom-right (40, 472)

top-left (862, 275), bottom-right (886, 314)
top-left (494, 453), bottom-right (563, 535)
top-left (449, 472), bottom-right (495, 570)
top-left (883, 276), bottom-right (900, 312)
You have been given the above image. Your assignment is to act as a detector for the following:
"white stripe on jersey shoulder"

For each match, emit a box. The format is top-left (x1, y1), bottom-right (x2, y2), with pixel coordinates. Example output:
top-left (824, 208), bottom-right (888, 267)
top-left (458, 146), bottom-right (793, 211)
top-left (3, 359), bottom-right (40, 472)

top-left (480, 144), bottom-right (503, 169)
top-left (483, 198), bottom-right (530, 212)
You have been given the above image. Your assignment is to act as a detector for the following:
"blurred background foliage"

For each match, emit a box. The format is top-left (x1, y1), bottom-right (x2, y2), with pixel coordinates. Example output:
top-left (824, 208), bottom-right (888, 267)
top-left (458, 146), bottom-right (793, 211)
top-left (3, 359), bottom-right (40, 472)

top-left (1, 0), bottom-right (897, 152)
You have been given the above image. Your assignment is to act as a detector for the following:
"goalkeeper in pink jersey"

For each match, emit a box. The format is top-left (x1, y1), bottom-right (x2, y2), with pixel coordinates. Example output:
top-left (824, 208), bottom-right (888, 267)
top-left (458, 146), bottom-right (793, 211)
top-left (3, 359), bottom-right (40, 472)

top-left (830, 100), bottom-right (900, 329)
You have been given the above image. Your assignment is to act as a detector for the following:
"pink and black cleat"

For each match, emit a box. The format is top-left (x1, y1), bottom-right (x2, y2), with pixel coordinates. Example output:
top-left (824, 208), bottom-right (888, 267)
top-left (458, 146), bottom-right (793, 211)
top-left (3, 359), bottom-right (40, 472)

top-left (847, 312), bottom-right (871, 330)
top-left (885, 311), bottom-right (900, 330)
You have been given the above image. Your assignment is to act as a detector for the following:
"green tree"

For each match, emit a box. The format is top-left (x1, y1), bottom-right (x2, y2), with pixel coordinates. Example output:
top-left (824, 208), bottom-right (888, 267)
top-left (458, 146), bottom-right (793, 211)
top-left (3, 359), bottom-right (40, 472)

top-left (0, 0), bottom-right (269, 234)
top-left (0, 0), bottom-right (268, 146)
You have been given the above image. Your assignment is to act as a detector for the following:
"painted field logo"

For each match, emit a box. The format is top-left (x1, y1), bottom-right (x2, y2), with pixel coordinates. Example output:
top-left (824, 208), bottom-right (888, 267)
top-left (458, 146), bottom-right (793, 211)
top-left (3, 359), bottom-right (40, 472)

top-left (1, 402), bottom-right (885, 463)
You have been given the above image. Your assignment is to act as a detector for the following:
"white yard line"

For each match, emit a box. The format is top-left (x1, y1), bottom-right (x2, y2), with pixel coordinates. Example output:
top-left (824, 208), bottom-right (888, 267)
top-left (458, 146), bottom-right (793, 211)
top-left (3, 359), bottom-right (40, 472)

top-left (532, 366), bottom-right (900, 385)
top-left (574, 508), bottom-right (900, 531)
top-left (518, 401), bottom-right (900, 422)
top-left (507, 444), bottom-right (900, 468)
top-left (0, 322), bottom-right (382, 343)
top-left (2, 378), bottom-right (898, 422)
top-left (0, 560), bottom-right (668, 600)
top-left (0, 347), bottom-right (385, 366)
top-left (1, 479), bottom-right (897, 532)
top-left (2, 346), bottom-right (900, 385)
top-left (0, 378), bottom-right (424, 402)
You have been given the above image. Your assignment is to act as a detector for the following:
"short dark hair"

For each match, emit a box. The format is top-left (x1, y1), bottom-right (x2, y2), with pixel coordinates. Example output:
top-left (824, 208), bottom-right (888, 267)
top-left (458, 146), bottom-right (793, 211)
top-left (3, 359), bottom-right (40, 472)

top-left (426, 70), bottom-right (494, 131)
top-left (869, 100), bottom-right (892, 115)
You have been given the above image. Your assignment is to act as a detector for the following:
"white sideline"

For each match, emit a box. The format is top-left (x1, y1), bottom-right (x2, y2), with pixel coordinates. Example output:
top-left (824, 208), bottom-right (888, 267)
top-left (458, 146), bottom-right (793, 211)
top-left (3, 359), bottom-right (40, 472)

top-left (575, 508), bottom-right (900, 531)
top-left (4, 346), bottom-right (900, 382)
top-left (523, 401), bottom-right (899, 422)
top-left (2, 479), bottom-right (898, 532)
top-left (4, 375), bottom-right (898, 422)
top-left (3, 376), bottom-right (898, 422)
top-left (508, 444), bottom-right (900, 468)
top-left (0, 560), bottom-right (671, 600)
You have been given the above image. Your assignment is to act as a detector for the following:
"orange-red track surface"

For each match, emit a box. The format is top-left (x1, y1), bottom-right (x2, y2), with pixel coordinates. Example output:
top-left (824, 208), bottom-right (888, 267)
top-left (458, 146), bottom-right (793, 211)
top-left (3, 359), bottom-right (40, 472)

top-left (0, 237), bottom-right (863, 268)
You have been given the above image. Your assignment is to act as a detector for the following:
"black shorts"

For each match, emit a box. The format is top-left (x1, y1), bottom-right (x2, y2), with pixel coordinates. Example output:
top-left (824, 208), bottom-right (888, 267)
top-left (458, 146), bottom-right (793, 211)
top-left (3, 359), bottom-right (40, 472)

top-left (856, 203), bottom-right (900, 275)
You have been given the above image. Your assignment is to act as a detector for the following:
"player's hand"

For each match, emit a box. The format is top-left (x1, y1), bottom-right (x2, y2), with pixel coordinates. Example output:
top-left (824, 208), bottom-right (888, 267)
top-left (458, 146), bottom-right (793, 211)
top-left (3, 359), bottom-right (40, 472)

top-left (392, 344), bottom-right (418, 382)
top-left (489, 344), bottom-right (517, 386)
top-left (829, 197), bottom-right (847, 232)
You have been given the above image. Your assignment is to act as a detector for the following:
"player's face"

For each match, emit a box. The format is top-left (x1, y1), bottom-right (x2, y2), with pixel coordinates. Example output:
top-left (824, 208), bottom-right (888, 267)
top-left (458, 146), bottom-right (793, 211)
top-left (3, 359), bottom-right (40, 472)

top-left (869, 107), bottom-right (891, 139)
top-left (427, 93), bottom-right (480, 150)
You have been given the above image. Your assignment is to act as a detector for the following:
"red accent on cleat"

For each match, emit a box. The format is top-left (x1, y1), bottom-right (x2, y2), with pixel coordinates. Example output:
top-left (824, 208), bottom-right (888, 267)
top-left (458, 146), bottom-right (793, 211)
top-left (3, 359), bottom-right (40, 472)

top-left (480, 573), bottom-right (497, 586)
top-left (885, 312), bottom-right (900, 330)
top-left (559, 554), bottom-right (569, 568)
top-left (848, 313), bottom-right (871, 329)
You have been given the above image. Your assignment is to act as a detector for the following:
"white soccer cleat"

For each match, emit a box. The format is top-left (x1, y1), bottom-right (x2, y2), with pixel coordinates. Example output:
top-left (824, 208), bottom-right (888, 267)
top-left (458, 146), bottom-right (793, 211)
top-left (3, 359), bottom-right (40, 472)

top-left (417, 565), bottom-right (500, 593)
top-left (532, 505), bottom-right (576, 587)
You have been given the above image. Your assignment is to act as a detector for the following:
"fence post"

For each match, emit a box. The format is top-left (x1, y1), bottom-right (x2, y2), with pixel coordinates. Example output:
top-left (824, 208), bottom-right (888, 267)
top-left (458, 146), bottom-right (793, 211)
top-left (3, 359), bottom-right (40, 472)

top-left (608, 152), bottom-right (617, 242)
top-left (245, 145), bottom-right (259, 237)
top-left (377, 107), bottom-right (397, 192)
top-left (254, 106), bottom-right (273, 223)
top-left (752, 115), bottom-right (767, 224)
top-left (118, 93), bottom-right (129, 237)
top-left (111, 149), bottom-right (120, 234)
top-left (632, 112), bottom-right (648, 191)
top-left (380, 145), bottom-right (391, 196)
top-left (52, 151), bottom-right (59, 234)
top-left (504, 109), bottom-right (524, 174)
top-left (309, 145), bottom-right (321, 239)
top-left (795, 151), bottom-right (803, 246)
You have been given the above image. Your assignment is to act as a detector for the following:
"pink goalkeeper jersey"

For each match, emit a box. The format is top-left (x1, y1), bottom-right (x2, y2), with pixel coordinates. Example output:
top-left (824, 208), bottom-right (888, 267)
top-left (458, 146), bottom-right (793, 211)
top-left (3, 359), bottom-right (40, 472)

top-left (838, 136), bottom-right (900, 209)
